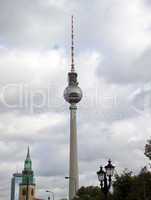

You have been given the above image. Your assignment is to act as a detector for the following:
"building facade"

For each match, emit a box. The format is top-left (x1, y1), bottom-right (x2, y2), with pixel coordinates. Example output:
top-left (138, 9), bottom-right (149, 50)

top-left (19, 147), bottom-right (36, 200)
top-left (11, 173), bottom-right (22, 200)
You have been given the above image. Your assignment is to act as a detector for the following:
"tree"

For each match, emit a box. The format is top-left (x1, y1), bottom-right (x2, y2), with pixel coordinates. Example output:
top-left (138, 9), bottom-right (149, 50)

top-left (113, 168), bottom-right (151, 200)
top-left (73, 186), bottom-right (113, 200)
top-left (136, 167), bottom-right (151, 200)
top-left (73, 167), bottom-right (151, 200)
top-left (144, 139), bottom-right (151, 160)
top-left (113, 169), bottom-right (133, 200)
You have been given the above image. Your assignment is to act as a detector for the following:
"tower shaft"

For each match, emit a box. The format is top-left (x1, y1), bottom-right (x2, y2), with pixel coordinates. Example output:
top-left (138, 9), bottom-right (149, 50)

top-left (69, 104), bottom-right (79, 200)
top-left (64, 16), bottom-right (82, 200)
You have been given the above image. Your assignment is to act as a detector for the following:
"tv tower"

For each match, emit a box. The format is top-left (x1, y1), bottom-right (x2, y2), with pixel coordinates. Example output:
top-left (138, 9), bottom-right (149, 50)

top-left (64, 16), bottom-right (82, 200)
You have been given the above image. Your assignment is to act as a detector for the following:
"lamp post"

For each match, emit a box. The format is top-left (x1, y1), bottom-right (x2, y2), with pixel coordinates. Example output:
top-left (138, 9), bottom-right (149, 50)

top-left (46, 190), bottom-right (54, 200)
top-left (97, 160), bottom-right (115, 200)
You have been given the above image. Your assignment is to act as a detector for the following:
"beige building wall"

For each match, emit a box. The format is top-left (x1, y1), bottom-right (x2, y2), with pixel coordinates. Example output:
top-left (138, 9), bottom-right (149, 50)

top-left (19, 184), bottom-right (36, 200)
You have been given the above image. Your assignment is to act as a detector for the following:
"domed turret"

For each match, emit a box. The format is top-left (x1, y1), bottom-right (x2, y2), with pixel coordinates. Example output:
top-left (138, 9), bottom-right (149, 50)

top-left (64, 70), bottom-right (82, 104)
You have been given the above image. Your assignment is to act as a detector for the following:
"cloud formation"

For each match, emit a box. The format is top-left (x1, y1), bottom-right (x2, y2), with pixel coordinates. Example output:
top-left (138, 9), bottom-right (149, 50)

top-left (0, 0), bottom-right (151, 199)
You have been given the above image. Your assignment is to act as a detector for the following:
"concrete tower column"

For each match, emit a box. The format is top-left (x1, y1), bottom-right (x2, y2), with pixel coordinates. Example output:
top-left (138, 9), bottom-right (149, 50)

top-left (69, 104), bottom-right (79, 200)
top-left (64, 16), bottom-right (82, 200)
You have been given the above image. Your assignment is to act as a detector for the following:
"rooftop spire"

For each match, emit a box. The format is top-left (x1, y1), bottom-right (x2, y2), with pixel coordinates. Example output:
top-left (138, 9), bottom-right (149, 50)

top-left (24, 146), bottom-right (32, 171)
top-left (26, 146), bottom-right (31, 160)
top-left (71, 15), bottom-right (75, 72)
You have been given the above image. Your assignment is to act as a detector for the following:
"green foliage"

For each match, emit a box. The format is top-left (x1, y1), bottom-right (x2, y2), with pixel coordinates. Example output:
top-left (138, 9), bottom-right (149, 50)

top-left (74, 168), bottom-right (151, 200)
top-left (73, 186), bottom-right (113, 200)
top-left (145, 139), bottom-right (151, 160)
top-left (135, 168), bottom-right (151, 200)
top-left (73, 186), bottom-right (102, 200)
top-left (113, 169), bottom-right (134, 200)
top-left (113, 167), bottom-right (151, 200)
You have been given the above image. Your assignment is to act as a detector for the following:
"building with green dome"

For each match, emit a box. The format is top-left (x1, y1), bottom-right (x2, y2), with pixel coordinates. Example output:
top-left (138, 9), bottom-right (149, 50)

top-left (19, 147), bottom-right (36, 200)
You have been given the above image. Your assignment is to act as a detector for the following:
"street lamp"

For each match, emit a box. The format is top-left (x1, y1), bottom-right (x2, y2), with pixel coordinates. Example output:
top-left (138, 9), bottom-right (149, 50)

top-left (97, 160), bottom-right (115, 200)
top-left (46, 190), bottom-right (54, 200)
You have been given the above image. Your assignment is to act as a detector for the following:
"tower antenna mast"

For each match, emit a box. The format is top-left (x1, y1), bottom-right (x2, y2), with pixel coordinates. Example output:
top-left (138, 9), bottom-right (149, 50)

top-left (71, 15), bottom-right (75, 72)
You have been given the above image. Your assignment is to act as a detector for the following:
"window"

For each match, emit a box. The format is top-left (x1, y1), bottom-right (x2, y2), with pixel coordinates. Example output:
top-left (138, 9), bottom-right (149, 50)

top-left (31, 188), bottom-right (34, 196)
top-left (22, 188), bottom-right (26, 195)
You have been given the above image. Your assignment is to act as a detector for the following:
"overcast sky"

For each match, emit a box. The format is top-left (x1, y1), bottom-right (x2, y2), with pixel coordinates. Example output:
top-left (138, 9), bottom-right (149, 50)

top-left (0, 0), bottom-right (151, 199)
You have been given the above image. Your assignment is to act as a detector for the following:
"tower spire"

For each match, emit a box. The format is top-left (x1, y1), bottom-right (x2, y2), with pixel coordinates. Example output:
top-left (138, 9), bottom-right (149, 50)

top-left (26, 146), bottom-right (31, 160)
top-left (71, 15), bottom-right (75, 72)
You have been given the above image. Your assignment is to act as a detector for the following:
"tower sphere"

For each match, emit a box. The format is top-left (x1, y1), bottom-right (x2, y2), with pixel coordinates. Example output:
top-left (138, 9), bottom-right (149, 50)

top-left (64, 85), bottom-right (82, 104)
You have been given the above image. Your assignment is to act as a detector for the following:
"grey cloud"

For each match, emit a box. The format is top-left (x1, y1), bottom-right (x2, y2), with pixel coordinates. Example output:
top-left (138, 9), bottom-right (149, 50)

top-left (0, 0), bottom-right (68, 48)
top-left (0, 0), bottom-right (151, 199)
top-left (98, 47), bottom-right (151, 84)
